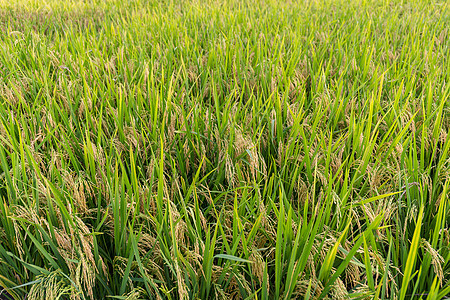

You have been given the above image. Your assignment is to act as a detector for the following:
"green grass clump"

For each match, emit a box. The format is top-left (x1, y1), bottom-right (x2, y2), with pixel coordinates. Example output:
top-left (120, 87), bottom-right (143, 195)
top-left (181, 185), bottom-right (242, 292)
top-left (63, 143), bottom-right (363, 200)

top-left (0, 0), bottom-right (449, 299)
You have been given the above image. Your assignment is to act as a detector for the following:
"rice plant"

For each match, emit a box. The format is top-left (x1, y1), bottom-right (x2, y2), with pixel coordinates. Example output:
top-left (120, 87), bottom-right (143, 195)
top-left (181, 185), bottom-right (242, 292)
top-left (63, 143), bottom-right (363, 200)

top-left (0, 0), bottom-right (449, 299)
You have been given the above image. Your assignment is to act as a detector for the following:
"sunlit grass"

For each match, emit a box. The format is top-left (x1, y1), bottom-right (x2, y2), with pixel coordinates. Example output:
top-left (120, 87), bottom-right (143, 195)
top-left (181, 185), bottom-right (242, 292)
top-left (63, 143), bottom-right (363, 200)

top-left (0, 0), bottom-right (449, 299)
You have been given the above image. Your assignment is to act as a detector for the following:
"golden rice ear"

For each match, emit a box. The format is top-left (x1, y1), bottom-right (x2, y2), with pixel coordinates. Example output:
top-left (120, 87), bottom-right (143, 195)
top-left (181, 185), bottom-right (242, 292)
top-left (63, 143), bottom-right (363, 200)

top-left (422, 239), bottom-right (445, 283)
top-left (174, 260), bottom-right (189, 300)
top-left (120, 287), bottom-right (147, 300)
top-left (27, 270), bottom-right (76, 300)
top-left (249, 250), bottom-right (264, 286)
top-left (331, 277), bottom-right (348, 300)
top-left (294, 277), bottom-right (323, 299)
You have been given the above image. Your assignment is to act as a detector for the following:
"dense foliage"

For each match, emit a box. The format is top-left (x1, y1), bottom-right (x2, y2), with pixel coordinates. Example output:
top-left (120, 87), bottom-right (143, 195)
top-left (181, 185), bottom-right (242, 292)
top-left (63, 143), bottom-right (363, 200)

top-left (0, 0), bottom-right (449, 299)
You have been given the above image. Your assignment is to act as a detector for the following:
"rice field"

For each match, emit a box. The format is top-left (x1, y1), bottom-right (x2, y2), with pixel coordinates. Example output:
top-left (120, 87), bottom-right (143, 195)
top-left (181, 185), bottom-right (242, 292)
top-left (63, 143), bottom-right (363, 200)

top-left (0, 0), bottom-right (449, 299)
